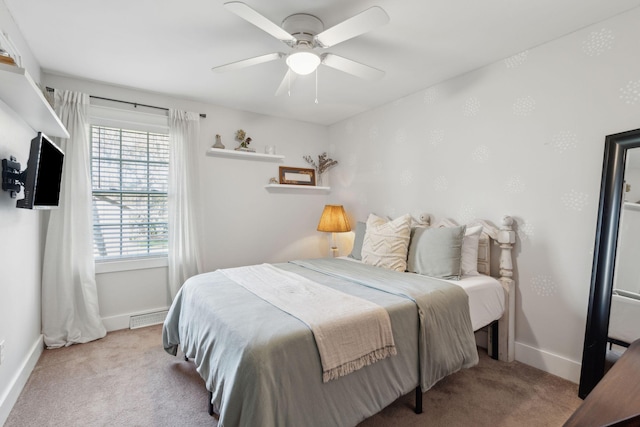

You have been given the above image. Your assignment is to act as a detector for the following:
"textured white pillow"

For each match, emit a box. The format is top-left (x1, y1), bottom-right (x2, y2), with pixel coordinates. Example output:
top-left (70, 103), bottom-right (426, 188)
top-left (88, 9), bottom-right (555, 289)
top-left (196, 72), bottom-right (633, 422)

top-left (361, 213), bottom-right (412, 272)
top-left (461, 225), bottom-right (483, 276)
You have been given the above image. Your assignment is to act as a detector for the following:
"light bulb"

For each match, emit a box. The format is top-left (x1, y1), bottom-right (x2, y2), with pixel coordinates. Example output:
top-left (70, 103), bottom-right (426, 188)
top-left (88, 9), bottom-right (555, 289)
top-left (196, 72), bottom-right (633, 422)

top-left (286, 51), bottom-right (321, 76)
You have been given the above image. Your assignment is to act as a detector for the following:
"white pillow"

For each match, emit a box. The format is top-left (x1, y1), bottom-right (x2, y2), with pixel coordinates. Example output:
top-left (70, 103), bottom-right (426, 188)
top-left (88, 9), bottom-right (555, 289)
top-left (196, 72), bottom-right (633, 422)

top-left (361, 213), bottom-right (412, 272)
top-left (461, 225), bottom-right (483, 276)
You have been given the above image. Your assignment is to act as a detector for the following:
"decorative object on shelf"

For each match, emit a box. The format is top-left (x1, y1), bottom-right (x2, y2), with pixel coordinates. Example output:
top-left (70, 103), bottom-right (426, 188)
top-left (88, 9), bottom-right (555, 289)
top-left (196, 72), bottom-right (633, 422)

top-left (0, 30), bottom-right (21, 67)
top-left (279, 166), bottom-right (316, 186)
top-left (265, 145), bottom-right (275, 155)
top-left (0, 49), bottom-right (15, 66)
top-left (304, 152), bottom-right (338, 186)
top-left (234, 129), bottom-right (255, 152)
top-left (212, 134), bottom-right (225, 149)
top-left (43, 86), bottom-right (54, 108)
top-left (269, 177), bottom-right (278, 184)
top-left (317, 205), bottom-right (351, 257)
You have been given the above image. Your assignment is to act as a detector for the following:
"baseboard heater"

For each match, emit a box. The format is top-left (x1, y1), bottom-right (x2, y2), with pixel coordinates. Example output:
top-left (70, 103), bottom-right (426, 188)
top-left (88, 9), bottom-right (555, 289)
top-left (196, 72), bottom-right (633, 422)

top-left (129, 310), bottom-right (169, 329)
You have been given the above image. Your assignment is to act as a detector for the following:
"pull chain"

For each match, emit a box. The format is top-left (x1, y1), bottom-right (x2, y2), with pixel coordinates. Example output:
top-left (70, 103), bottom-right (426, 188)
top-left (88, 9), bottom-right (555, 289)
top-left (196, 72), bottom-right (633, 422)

top-left (315, 68), bottom-right (318, 104)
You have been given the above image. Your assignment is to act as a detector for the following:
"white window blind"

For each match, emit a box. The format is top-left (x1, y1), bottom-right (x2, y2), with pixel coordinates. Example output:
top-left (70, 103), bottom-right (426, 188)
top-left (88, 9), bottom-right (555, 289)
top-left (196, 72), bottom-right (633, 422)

top-left (91, 125), bottom-right (169, 260)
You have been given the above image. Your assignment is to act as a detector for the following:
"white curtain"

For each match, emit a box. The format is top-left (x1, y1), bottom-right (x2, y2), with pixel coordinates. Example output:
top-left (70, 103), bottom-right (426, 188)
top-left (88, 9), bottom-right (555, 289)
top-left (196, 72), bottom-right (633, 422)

top-left (168, 109), bottom-right (202, 298)
top-left (42, 90), bottom-right (106, 348)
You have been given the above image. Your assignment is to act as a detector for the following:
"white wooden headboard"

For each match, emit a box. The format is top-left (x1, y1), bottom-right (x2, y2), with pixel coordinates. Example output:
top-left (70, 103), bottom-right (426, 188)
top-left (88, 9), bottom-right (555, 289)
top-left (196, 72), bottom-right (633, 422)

top-left (415, 214), bottom-right (516, 362)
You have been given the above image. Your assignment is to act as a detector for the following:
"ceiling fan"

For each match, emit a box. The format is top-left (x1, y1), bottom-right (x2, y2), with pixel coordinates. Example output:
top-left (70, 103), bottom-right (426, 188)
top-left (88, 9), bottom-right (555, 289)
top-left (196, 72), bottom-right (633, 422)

top-left (212, 2), bottom-right (390, 96)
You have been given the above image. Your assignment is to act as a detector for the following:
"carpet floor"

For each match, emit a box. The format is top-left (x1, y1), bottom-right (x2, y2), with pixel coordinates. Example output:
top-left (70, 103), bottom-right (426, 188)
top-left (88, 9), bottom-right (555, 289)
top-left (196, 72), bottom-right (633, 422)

top-left (5, 325), bottom-right (582, 426)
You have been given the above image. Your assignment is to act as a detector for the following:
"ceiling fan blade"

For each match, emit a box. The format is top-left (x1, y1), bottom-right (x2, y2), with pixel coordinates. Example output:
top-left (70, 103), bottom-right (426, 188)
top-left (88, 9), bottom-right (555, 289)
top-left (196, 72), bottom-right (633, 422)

top-left (212, 52), bottom-right (285, 73)
top-left (314, 6), bottom-right (389, 48)
top-left (275, 69), bottom-right (298, 96)
top-left (224, 2), bottom-right (296, 45)
top-left (321, 53), bottom-right (385, 81)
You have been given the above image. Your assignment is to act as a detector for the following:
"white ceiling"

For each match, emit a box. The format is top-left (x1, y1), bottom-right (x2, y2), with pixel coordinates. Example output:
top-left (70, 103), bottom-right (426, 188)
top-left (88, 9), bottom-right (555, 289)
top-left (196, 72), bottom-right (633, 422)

top-left (5, 0), bottom-right (640, 125)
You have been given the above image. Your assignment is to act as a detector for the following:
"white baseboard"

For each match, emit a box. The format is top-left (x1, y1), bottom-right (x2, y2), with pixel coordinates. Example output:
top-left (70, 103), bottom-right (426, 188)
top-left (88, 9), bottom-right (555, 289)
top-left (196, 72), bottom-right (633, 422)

top-left (101, 306), bottom-right (170, 332)
top-left (0, 334), bottom-right (44, 426)
top-left (515, 341), bottom-right (581, 383)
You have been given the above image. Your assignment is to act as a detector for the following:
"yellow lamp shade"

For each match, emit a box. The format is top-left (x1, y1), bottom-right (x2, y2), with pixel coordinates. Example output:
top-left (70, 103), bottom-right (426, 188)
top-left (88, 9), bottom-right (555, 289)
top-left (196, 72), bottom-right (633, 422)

top-left (317, 205), bottom-right (351, 233)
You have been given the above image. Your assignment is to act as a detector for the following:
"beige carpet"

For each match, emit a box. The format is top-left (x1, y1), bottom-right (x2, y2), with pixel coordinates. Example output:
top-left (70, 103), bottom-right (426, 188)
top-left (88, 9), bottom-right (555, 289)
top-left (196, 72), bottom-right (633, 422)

top-left (5, 325), bottom-right (582, 426)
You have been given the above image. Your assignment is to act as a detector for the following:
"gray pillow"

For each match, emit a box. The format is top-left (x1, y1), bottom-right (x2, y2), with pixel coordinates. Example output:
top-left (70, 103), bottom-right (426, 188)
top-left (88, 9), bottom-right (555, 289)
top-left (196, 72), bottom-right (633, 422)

top-left (348, 221), bottom-right (366, 260)
top-left (406, 225), bottom-right (466, 280)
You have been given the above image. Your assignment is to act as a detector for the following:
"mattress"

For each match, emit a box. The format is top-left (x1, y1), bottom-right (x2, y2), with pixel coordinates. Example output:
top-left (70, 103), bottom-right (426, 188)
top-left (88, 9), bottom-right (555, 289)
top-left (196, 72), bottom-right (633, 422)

top-left (446, 274), bottom-right (505, 331)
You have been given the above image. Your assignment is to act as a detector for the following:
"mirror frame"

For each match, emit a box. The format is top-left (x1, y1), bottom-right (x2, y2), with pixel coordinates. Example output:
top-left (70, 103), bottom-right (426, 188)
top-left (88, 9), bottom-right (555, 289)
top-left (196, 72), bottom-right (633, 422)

top-left (579, 128), bottom-right (640, 398)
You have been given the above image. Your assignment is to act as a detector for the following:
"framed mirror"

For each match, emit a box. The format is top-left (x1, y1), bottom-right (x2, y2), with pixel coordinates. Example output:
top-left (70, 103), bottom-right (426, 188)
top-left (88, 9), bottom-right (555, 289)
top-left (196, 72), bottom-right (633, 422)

top-left (579, 128), bottom-right (640, 398)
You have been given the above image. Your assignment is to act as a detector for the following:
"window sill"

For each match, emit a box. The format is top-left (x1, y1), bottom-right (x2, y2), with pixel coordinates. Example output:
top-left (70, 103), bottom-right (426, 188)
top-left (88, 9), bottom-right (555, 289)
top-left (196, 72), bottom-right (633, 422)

top-left (95, 257), bottom-right (168, 274)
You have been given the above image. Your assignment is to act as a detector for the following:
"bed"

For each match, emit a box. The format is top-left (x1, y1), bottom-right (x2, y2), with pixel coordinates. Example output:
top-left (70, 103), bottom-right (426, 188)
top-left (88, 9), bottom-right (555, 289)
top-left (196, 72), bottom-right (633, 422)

top-left (162, 214), bottom-right (516, 426)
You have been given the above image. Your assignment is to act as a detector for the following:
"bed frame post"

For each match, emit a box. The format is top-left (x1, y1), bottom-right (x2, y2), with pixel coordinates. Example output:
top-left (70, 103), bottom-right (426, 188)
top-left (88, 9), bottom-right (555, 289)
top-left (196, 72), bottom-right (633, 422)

top-left (426, 213), bottom-right (517, 362)
top-left (489, 321), bottom-right (499, 360)
top-left (497, 216), bottom-right (516, 362)
top-left (415, 386), bottom-right (423, 414)
top-left (208, 391), bottom-right (214, 416)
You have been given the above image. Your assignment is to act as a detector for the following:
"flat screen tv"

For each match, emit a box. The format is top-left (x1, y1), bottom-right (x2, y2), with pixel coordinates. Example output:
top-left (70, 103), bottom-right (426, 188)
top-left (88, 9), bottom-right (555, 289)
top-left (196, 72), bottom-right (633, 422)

top-left (17, 132), bottom-right (65, 209)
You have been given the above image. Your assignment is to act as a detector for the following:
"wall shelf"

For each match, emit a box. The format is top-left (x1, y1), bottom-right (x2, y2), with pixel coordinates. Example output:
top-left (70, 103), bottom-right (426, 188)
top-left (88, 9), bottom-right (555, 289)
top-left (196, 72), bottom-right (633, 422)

top-left (624, 202), bottom-right (640, 212)
top-left (206, 148), bottom-right (284, 162)
top-left (0, 63), bottom-right (69, 138)
top-left (265, 184), bottom-right (330, 193)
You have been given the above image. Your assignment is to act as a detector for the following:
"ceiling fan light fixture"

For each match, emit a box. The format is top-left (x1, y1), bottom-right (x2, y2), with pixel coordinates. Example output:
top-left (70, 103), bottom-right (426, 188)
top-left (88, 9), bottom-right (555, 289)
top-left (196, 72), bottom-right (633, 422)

top-left (286, 51), bottom-right (321, 75)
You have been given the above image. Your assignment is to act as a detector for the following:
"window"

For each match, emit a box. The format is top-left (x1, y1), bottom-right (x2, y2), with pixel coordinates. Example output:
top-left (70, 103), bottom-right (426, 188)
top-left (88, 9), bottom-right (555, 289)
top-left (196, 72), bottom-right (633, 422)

top-left (91, 125), bottom-right (169, 260)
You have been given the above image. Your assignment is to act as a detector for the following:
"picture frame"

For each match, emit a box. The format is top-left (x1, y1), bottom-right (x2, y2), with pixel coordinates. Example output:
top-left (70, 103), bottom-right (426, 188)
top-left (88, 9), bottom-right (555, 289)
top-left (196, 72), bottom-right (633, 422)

top-left (279, 166), bottom-right (316, 186)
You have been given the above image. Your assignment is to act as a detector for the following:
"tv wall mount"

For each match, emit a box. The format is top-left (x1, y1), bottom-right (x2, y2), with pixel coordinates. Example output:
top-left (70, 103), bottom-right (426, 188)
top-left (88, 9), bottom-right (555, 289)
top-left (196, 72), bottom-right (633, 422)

top-left (2, 156), bottom-right (26, 198)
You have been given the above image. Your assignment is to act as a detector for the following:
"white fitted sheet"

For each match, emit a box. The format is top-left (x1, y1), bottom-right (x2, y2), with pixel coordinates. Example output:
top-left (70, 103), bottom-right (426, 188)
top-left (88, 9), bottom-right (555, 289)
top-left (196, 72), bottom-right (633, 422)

top-left (339, 257), bottom-right (504, 331)
top-left (445, 274), bottom-right (505, 331)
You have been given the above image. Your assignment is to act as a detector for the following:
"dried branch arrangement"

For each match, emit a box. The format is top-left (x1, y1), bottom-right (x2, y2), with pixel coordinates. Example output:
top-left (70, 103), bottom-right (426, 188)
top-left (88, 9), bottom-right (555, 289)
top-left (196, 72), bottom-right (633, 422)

top-left (235, 129), bottom-right (252, 148)
top-left (304, 152), bottom-right (338, 174)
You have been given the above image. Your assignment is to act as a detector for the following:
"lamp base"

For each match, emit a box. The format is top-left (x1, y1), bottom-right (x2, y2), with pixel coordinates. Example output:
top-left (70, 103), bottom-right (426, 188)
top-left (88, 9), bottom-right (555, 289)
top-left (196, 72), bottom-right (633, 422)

top-left (330, 246), bottom-right (339, 258)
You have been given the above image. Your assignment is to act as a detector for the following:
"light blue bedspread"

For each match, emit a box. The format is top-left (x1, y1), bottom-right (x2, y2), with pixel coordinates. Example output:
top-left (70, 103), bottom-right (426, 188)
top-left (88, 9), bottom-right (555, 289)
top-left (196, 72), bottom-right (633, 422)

top-left (163, 258), bottom-right (478, 427)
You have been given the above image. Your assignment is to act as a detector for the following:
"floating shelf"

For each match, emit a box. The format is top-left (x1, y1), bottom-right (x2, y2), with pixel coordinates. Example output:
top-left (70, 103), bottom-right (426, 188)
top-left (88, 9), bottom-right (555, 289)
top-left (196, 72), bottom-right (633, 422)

top-left (206, 148), bottom-right (284, 161)
top-left (0, 63), bottom-right (69, 138)
top-left (624, 202), bottom-right (640, 212)
top-left (265, 184), bottom-right (330, 193)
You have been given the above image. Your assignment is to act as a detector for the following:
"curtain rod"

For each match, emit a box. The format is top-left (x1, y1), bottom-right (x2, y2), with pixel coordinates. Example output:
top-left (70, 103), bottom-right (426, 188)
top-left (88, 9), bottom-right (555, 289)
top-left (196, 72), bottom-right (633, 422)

top-left (45, 87), bottom-right (206, 118)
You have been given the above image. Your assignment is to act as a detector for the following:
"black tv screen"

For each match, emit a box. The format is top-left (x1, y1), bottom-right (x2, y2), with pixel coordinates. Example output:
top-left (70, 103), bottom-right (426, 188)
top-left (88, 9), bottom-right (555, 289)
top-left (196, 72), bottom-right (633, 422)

top-left (17, 132), bottom-right (65, 209)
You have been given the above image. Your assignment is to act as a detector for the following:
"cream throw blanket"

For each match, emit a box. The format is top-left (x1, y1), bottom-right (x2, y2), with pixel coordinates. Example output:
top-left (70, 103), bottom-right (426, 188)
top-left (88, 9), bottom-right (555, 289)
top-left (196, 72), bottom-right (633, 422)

top-left (219, 264), bottom-right (397, 382)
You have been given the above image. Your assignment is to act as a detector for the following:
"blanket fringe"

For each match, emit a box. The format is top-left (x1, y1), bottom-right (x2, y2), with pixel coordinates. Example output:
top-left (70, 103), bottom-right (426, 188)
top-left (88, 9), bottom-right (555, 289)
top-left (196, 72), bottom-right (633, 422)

top-left (323, 345), bottom-right (398, 383)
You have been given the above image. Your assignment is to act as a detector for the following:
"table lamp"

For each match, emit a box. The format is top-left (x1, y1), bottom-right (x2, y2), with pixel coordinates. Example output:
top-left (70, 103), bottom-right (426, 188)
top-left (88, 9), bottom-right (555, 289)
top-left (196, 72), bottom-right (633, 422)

top-left (317, 204), bottom-right (351, 257)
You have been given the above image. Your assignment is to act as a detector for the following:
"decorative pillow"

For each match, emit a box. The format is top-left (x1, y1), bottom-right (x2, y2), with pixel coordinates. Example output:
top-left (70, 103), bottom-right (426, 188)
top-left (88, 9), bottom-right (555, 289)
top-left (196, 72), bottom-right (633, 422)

top-left (348, 221), bottom-right (366, 260)
top-left (361, 214), bottom-right (412, 272)
top-left (461, 225), bottom-right (483, 276)
top-left (406, 225), bottom-right (466, 279)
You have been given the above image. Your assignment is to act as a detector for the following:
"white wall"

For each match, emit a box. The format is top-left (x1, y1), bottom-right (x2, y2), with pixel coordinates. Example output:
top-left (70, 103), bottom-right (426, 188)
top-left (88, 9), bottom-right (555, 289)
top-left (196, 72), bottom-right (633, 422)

top-left (0, 104), bottom-right (44, 427)
top-left (42, 73), bottom-right (331, 331)
top-left (0, 3), bottom-right (45, 424)
top-left (327, 7), bottom-right (640, 382)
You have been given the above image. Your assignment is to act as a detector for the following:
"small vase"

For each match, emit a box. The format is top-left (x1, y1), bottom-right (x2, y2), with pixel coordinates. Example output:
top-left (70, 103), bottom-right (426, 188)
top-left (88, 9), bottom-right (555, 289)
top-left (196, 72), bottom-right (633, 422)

top-left (213, 134), bottom-right (225, 149)
top-left (316, 173), bottom-right (324, 187)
